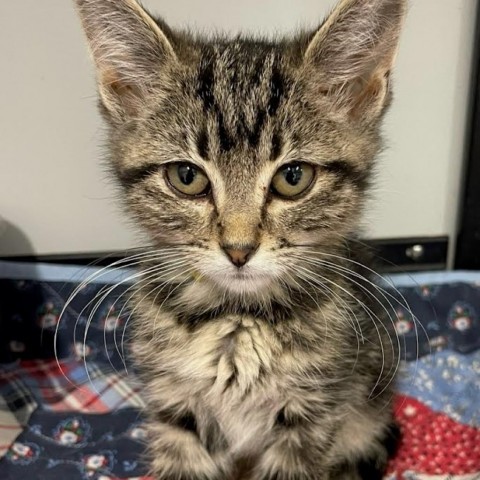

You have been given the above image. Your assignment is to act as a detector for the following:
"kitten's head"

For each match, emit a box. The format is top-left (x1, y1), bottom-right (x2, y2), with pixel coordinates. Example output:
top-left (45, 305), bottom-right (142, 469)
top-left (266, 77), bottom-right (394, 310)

top-left (75, 0), bottom-right (406, 301)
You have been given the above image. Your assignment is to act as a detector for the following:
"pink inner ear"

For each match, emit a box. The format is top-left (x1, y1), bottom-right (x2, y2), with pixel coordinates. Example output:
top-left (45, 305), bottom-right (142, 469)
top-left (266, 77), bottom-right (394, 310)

top-left (314, 69), bottom-right (390, 121)
top-left (100, 68), bottom-right (144, 118)
top-left (348, 72), bottom-right (389, 119)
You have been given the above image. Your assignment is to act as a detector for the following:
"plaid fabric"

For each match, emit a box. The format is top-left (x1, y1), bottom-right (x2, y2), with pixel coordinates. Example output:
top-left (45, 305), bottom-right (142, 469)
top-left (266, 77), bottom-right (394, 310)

top-left (0, 359), bottom-right (145, 414)
top-left (0, 406), bottom-right (23, 459)
top-left (0, 359), bottom-right (148, 479)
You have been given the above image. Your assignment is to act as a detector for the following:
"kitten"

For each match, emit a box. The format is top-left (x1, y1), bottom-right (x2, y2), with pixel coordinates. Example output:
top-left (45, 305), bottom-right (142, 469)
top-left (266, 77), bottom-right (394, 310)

top-left (74, 0), bottom-right (406, 478)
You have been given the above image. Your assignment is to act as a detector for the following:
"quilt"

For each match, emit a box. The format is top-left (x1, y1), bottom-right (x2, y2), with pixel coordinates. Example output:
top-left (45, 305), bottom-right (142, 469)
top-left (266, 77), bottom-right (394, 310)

top-left (0, 261), bottom-right (479, 480)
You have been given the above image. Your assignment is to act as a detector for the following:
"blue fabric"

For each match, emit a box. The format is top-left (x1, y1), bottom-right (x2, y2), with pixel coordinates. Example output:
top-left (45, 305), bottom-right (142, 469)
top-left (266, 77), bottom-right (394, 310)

top-left (4, 409), bottom-right (147, 479)
top-left (391, 280), bottom-right (480, 361)
top-left (0, 277), bottom-right (131, 366)
top-left (396, 349), bottom-right (480, 427)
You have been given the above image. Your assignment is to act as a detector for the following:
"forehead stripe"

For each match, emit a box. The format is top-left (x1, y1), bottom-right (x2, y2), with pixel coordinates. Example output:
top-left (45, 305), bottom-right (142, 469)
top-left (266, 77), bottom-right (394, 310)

top-left (267, 65), bottom-right (285, 116)
top-left (196, 56), bottom-right (215, 112)
top-left (196, 127), bottom-right (209, 159)
top-left (195, 51), bottom-right (289, 154)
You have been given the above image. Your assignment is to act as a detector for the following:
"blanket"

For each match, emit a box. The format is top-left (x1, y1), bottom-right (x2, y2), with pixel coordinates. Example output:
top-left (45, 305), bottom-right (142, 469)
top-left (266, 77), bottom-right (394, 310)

top-left (0, 262), bottom-right (479, 480)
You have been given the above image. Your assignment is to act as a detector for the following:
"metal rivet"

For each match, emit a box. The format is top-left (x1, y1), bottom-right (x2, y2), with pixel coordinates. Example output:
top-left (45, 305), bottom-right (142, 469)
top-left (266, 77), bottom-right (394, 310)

top-left (406, 244), bottom-right (425, 261)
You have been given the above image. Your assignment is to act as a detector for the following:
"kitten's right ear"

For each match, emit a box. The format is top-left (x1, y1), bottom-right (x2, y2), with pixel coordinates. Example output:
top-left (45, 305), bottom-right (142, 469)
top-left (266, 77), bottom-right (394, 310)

top-left (74, 0), bottom-right (177, 122)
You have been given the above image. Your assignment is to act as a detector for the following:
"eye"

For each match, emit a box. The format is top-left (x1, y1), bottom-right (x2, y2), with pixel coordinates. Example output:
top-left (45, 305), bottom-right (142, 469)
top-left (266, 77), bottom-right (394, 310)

top-left (166, 162), bottom-right (210, 197)
top-left (270, 162), bottom-right (315, 198)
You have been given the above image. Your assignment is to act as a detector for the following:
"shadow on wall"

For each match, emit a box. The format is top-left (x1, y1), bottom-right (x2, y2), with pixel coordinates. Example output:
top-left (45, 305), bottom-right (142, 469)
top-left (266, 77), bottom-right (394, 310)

top-left (0, 218), bottom-right (47, 362)
top-left (0, 218), bottom-right (35, 257)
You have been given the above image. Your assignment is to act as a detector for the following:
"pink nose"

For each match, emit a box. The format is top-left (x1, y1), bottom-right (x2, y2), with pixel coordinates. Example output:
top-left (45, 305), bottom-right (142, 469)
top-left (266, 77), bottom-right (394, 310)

top-left (222, 244), bottom-right (257, 267)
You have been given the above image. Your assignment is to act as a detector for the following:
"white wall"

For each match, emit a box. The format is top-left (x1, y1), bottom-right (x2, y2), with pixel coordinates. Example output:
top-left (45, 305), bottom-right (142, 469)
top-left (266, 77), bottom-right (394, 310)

top-left (0, 0), bottom-right (476, 256)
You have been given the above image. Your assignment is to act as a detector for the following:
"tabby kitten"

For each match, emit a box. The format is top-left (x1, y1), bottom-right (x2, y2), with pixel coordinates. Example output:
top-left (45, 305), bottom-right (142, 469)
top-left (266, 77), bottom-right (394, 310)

top-left (75, 0), bottom-right (406, 478)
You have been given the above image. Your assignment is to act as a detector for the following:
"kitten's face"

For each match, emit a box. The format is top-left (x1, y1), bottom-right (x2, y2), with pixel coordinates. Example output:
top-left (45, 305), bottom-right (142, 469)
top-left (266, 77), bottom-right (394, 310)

top-left (76, 0), bottom-right (406, 298)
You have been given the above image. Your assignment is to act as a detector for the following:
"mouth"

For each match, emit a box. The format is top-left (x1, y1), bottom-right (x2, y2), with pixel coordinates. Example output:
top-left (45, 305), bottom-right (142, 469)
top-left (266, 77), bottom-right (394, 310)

top-left (195, 253), bottom-right (281, 297)
top-left (231, 268), bottom-right (250, 279)
top-left (209, 268), bottom-right (275, 295)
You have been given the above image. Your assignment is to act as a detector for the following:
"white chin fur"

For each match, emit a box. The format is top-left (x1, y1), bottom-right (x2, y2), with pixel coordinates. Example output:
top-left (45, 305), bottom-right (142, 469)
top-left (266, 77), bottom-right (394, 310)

top-left (208, 271), bottom-right (274, 295)
top-left (198, 253), bottom-right (281, 297)
top-left (174, 264), bottom-right (283, 312)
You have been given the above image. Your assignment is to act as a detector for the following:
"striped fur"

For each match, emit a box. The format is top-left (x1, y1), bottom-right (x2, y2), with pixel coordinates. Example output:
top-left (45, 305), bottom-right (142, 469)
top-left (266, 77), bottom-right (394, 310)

top-left (74, 0), bottom-right (407, 478)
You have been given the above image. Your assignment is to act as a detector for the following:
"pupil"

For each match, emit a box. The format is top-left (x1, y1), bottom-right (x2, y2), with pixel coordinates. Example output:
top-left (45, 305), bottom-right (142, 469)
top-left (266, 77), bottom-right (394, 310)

top-left (178, 165), bottom-right (196, 185)
top-left (284, 165), bottom-right (302, 185)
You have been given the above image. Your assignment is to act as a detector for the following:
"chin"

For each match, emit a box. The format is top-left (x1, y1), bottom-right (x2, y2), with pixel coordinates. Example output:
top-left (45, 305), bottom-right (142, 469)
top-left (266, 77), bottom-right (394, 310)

top-left (202, 269), bottom-right (276, 297)
top-left (221, 274), bottom-right (274, 295)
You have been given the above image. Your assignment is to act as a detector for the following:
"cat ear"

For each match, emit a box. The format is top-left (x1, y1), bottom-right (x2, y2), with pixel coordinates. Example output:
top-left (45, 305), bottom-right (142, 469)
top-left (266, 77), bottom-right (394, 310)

top-left (75, 0), bottom-right (177, 121)
top-left (304, 0), bottom-right (407, 120)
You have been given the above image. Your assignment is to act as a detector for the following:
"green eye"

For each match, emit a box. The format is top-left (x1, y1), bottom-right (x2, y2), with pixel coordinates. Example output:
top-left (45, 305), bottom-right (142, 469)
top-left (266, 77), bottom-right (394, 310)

top-left (166, 162), bottom-right (210, 196)
top-left (271, 162), bottom-right (315, 198)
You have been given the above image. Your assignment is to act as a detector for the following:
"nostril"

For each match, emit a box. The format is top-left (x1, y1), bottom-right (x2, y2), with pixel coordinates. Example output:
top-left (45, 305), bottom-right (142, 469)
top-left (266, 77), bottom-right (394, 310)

top-left (222, 244), bottom-right (257, 268)
top-left (227, 250), bottom-right (248, 267)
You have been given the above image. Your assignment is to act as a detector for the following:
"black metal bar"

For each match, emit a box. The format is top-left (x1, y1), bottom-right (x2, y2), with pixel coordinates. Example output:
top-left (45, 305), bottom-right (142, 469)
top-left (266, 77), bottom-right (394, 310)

top-left (370, 236), bottom-right (449, 273)
top-left (1, 236), bottom-right (449, 274)
top-left (455, 2), bottom-right (480, 269)
top-left (0, 252), bottom-right (127, 267)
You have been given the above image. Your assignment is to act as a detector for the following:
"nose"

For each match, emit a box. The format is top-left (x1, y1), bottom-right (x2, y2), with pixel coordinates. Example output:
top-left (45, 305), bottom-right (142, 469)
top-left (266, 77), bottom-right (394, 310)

top-left (222, 244), bottom-right (258, 268)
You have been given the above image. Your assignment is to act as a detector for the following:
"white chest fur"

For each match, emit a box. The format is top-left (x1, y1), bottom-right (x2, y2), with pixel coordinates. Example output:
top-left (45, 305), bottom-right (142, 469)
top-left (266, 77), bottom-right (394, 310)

top-left (173, 315), bottom-right (282, 453)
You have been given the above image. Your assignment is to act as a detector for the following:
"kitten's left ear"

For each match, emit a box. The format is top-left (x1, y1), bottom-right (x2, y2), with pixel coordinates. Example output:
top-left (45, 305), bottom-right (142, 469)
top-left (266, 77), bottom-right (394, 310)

top-left (74, 0), bottom-right (177, 122)
top-left (304, 0), bottom-right (407, 120)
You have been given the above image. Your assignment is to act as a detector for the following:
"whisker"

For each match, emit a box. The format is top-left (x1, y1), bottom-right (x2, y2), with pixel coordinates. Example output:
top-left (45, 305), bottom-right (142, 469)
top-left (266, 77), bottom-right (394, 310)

top-left (150, 266), bottom-right (197, 337)
top-left (291, 261), bottom-right (390, 401)
top-left (297, 247), bottom-right (430, 396)
top-left (295, 257), bottom-right (401, 401)
top-left (80, 263), bottom-right (175, 394)
top-left (292, 268), bottom-right (363, 371)
top-left (120, 263), bottom-right (196, 361)
top-left (58, 249), bottom-right (188, 388)
top-left (85, 256), bottom-right (190, 376)
top-left (54, 248), bottom-right (174, 380)
top-left (114, 258), bottom-right (192, 372)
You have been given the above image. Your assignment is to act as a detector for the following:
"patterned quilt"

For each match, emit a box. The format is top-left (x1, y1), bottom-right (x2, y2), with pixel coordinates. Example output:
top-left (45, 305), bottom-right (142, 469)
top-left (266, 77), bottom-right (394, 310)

top-left (0, 261), bottom-right (479, 480)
